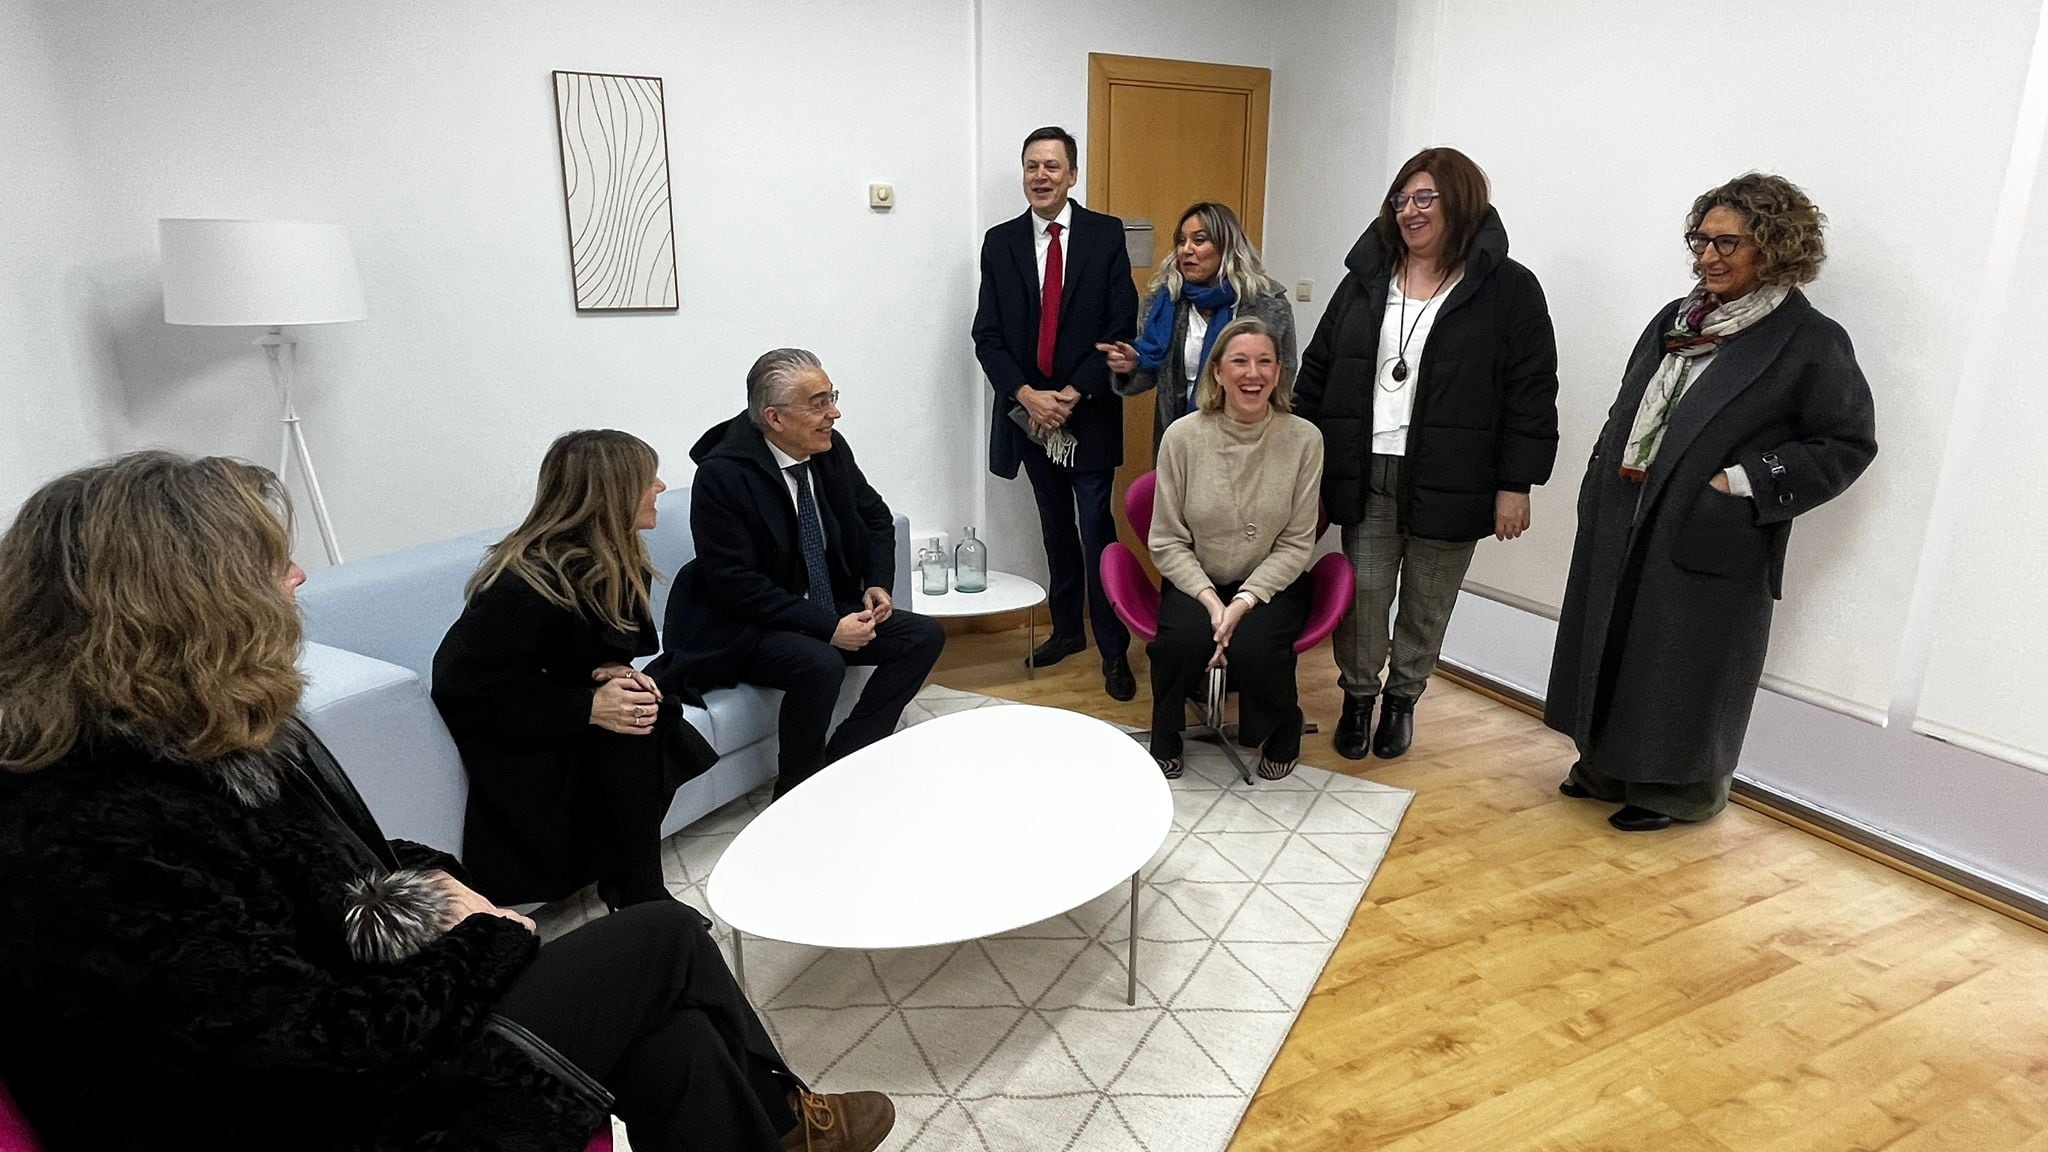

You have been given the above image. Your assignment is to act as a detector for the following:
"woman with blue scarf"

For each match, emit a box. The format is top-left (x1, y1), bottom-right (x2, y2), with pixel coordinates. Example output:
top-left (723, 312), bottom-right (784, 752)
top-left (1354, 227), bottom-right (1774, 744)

top-left (1105, 202), bottom-right (1298, 459)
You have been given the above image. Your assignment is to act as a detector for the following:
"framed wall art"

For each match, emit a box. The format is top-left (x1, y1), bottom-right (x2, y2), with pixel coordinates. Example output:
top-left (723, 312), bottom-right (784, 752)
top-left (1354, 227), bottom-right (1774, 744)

top-left (551, 70), bottom-right (679, 312)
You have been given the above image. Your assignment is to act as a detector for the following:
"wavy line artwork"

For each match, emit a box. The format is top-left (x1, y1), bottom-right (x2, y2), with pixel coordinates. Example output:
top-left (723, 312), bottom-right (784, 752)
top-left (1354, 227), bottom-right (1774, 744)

top-left (552, 70), bottom-right (679, 311)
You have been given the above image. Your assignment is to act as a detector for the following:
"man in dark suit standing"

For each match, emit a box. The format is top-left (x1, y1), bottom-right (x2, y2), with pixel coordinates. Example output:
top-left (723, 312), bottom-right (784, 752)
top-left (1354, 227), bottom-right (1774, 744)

top-left (649, 347), bottom-right (945, 798)
top-left (973, 125), bottom-right (1139, 701)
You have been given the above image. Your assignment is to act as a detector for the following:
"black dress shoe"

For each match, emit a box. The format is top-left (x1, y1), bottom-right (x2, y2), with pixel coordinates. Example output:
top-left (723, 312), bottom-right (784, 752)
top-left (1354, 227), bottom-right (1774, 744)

top-left (1608, 805), bottom-right (1675, 832)
top-left (1558, 778), bottom-right (1595, 799)
top-left (1027, 633), bottom-right (1087, 669)
top-left (1333, 694), bottom-right (1373, 760)
top-left (1371, 694), bottom-right (1415, 759)
top-left (1102, 655), bottom-right (1136, 701)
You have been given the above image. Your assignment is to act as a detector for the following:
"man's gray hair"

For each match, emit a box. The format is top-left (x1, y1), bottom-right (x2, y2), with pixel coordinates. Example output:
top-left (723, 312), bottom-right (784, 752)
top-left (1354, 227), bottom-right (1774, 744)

top-left (746, 348), bottom-right (824, 428)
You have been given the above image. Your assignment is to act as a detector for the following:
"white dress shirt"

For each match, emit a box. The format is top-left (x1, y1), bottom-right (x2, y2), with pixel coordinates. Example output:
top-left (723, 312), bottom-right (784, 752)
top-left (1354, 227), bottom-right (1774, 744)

top-left (1033, 201), bottom-right (1074, 289)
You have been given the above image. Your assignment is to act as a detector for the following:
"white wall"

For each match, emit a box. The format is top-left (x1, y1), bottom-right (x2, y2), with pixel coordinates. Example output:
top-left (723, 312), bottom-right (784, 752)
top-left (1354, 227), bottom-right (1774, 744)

top-left (0, 0), bottom-right (115, 519)
top-left (1384, 0), bottom-right (2042, 715)
top-left (32, 0), bottom-right (981, 564)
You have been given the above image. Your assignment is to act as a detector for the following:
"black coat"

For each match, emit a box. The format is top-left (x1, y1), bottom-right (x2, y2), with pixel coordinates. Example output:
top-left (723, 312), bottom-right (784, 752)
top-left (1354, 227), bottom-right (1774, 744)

top-left (1545, 291), bottom-right (1878, 785)
top-left (647, 414), bottom-right (896, 704)
top-left (0, 725), bottom-right (605, 1151)
top-left (1294, 208), bottom-right (1560, 539)
top-left (972, 203), bottom-right (1140, 477)
top-left (433, 572), bottom-right (714, 904)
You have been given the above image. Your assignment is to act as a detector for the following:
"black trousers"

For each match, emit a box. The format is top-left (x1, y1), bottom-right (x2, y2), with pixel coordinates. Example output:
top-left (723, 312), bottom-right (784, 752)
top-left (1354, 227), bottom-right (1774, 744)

top-left (575, 727), bottom-right (675, 906)
top-left (1148, 577), bottom-right (1312, 762)
top-left (1018, 449), bottom-right (1130, 657)
top-left (729, 609), bottom-right (946, 797)
top-left (498, 902), bottom-right (798, 1152)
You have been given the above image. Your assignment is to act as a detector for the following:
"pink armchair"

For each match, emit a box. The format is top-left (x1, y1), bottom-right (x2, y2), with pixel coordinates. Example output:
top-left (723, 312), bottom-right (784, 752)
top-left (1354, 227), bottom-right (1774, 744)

top-left (1100, 470), bottom-right (1353, 783)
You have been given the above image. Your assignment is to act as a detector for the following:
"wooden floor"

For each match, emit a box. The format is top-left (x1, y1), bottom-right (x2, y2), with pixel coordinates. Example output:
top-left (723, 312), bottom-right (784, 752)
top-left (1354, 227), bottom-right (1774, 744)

top-left (933, 626), bottom-right (2048, 1151)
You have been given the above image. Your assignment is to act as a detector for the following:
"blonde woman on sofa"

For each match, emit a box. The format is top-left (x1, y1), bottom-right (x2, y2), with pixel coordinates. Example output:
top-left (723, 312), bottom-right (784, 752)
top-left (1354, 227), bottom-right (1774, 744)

top-left (433, 430), bottom-right (715, 910)
top-left (0, 451), bottom-right (895, 1152)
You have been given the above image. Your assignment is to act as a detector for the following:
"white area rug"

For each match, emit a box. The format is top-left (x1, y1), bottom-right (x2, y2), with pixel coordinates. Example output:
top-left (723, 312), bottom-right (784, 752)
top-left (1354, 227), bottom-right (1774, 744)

top-left (573, 686), bottom-right (1412, 1152)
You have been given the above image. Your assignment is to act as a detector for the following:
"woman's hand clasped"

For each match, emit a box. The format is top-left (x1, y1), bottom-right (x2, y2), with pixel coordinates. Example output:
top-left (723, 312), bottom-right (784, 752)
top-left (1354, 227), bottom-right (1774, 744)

top-left (591, 673), bottom-right (660, 735)
top-left (431, 870), bottom-right (538, 936)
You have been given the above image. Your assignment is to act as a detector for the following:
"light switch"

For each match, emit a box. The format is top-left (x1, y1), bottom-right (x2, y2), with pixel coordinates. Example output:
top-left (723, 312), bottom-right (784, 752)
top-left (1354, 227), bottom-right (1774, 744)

top-left (1295, 279), bottom-right (1313, 302)
top-left (869, 183), bottom-right (895, 211)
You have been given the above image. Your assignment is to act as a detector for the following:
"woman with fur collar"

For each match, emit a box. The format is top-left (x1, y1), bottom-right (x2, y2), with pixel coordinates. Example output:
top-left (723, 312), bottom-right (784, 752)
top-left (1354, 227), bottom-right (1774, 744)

top-left (0, 452), bottom-right (893, 1152)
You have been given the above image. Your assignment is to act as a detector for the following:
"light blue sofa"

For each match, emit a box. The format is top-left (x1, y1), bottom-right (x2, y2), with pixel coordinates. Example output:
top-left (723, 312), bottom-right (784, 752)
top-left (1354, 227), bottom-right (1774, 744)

top-left (295, 486), bottom-right (912, 856)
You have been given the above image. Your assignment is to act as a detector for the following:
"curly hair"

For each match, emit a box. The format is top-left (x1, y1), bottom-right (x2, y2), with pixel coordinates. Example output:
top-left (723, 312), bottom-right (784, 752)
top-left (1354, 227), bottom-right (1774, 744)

top-left (1194, 316), bottom-right (1293, 415)
top-left (1688, 172), bottom-right (1828, 286)
top-left (467, 429), bottom-right (658, 635)
top-left (0, 452), bottom-right (306, 772)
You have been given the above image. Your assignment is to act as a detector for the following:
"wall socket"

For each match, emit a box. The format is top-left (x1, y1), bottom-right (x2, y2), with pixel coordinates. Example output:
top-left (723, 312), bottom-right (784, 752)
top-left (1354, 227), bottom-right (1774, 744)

top-left (1295, 279), bottom-right (1313, 302)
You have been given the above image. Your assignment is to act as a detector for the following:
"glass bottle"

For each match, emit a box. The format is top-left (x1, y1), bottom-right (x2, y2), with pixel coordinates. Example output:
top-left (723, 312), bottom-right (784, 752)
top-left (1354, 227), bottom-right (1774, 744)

top-left (920, 538), bottom-right (949, 596)
top-left (954, 526), bottom-right (988, 593)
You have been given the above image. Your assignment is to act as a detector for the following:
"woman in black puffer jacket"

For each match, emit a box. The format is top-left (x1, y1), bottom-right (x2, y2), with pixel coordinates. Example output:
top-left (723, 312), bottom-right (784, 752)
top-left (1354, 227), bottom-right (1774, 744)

top-left (1295, 146), bottom-right (1559, 763)
top-left (0, 452), bottom-right (893, 1152)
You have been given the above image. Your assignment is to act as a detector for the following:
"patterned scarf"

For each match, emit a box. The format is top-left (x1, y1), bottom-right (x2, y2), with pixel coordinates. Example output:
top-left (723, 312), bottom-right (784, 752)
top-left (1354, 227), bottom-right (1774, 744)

top-left (1619, 283), bottom-right (1790, 481)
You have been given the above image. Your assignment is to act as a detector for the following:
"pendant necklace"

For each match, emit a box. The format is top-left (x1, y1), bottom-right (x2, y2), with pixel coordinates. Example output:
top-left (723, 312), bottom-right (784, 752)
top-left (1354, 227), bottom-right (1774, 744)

top-left (1387, 265), bottom-right (1454, 388)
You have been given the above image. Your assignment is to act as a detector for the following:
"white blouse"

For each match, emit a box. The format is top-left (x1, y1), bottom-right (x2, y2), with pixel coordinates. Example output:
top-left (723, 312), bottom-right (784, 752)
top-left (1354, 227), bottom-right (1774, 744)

top-left (1371, 272), bottom-right (1459, 455)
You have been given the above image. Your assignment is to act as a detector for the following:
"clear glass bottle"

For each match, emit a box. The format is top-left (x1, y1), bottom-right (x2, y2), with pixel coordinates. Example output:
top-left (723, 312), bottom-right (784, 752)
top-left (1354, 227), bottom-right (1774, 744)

top-left (954, 526), bottom-right (988, 593)
top-left (920, 538), bottom-right (949, 596)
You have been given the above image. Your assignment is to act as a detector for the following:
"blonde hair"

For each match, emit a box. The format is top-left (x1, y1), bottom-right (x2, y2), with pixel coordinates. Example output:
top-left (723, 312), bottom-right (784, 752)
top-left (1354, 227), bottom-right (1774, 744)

top-left (1193, 317), bottom-right (1293, 415)
top-left (0, 452), bottom-right (306, 771)
top-left (468, 430), bottom-right (658, 634)
top-left (1144, 201), bottom-right (1278, 311)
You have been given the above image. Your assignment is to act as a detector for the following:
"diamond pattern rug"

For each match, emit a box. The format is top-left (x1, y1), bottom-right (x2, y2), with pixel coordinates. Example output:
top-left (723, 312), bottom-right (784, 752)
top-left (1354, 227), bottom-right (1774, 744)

top-left (550, 685), bottom-right (1411, 1152)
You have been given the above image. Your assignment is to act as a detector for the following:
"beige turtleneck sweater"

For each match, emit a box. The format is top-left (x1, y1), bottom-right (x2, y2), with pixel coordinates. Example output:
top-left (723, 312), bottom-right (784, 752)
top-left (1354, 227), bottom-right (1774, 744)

top-left (1149, 407), bottom-right (1324, 603)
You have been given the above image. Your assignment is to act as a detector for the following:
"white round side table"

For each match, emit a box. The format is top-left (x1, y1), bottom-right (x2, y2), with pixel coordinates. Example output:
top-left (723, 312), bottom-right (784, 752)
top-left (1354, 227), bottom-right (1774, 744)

top-left (910, 570), bottom-right (1050, 677)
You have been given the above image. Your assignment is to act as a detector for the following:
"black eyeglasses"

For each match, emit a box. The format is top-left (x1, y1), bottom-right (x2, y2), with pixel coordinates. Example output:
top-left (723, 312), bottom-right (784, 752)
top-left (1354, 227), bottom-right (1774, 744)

top-left (1388, 190), bottom-right (1441, 211)
top-left (1684, 232), bottom-right (1749, 257)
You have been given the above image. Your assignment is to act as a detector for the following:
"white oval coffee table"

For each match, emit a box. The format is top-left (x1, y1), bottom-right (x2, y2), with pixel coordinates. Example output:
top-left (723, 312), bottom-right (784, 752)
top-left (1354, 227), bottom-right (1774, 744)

top-left (707, 704), bottom-right (1171, 1004)
top-left (910, 570), bottom-right (1049, 677)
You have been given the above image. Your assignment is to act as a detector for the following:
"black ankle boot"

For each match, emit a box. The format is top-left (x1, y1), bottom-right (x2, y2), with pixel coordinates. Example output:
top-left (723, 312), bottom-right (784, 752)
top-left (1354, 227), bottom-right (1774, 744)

top-left (1333, 694), bottom-right (1373, 760)
top-left (1372, 694), bottom-right (1415, 759)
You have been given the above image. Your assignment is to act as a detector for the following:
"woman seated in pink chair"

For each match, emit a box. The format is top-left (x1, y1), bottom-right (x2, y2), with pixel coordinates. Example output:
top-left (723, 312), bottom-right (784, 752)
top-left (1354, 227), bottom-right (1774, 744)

top-left (1147, 316), bottom-right (1326, 780)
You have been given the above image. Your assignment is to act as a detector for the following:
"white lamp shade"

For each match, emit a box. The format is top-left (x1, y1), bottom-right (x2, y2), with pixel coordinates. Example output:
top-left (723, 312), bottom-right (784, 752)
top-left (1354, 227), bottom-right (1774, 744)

top-left (159, 218), bottom-right (368, 326)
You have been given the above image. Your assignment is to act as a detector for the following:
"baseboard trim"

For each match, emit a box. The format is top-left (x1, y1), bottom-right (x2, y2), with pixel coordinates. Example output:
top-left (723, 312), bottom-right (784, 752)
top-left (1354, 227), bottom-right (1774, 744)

top-left (1435, 659), bottom-right (2048, 936)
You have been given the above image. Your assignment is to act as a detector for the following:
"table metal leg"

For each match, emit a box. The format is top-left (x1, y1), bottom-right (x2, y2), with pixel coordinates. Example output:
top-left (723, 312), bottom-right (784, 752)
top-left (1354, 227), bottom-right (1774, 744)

top-left (1027, 609), bottom-right (1037, 680)
top-left (732, 929), bottom-right (746, 992)
top-left (1127, 872), bottom-right (1140, 1006)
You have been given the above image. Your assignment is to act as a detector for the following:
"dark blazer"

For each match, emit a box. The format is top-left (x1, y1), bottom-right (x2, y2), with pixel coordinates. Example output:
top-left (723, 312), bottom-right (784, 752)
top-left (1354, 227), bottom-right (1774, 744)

top-left (972, 202), bottom-right (1139, 477)
top-left (433, 571), bottom-right (713, 904)
top-left (647, 413), bottom-right (897, 704)
top-left (1545, 290), bottom-right (1878, 786)
top-left (0, 723), bottom-right (604, 1151)
top-left (1294, 208), bottom-right (1560, 540)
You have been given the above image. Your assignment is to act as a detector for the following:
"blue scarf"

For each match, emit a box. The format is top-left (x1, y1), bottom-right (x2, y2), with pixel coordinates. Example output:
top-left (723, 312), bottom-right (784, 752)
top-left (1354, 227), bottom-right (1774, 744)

top-left (1133, 280), bottom-right (1238, 384)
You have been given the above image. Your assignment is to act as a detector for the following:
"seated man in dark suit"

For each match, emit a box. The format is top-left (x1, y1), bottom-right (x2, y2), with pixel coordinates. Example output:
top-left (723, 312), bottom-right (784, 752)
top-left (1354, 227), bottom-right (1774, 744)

top-left (649, 347), bottom-right (945, 798)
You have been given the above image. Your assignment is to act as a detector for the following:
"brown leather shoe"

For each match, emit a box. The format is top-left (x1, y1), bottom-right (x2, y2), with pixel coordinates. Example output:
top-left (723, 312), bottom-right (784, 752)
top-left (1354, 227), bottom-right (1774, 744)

top-left (781, 1089), bottom-right (895, 1152)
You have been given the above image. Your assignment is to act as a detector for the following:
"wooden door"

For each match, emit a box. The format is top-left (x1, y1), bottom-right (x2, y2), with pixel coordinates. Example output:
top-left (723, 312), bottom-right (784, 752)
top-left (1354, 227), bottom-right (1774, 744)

top-left (1087, 53), bottom-right (1272, 574)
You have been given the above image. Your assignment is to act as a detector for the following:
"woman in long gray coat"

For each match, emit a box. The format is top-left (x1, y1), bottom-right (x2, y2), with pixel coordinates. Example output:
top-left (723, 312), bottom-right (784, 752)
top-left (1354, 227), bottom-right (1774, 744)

top-left (1547, 173), bottom-right (1877, 831)
top-left (1104, 201), bottom-right (1298, 458)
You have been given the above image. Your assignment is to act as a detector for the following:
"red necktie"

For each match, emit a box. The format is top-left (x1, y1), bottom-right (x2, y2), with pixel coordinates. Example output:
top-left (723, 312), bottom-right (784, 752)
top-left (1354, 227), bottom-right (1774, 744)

top-left (1037, 221), bottom-right (1063, 378)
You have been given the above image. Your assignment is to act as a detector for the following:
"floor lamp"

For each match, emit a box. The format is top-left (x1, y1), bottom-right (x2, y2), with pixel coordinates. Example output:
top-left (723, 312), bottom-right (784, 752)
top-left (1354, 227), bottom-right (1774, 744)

top-left (159, 218), bottom-right (367, 566)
